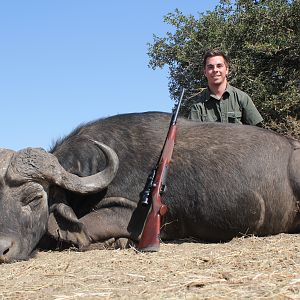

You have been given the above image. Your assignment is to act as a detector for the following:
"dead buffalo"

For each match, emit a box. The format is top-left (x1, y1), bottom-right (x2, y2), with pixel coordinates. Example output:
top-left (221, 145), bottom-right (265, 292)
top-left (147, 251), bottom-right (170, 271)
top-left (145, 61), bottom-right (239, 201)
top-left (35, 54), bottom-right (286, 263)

top-left (0, 112), bottom-right (300, 263)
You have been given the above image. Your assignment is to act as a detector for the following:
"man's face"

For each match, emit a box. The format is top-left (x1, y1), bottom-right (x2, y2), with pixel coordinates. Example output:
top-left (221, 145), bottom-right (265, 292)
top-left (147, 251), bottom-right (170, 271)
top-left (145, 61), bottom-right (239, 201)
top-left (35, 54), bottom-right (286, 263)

top-left (204, 55), bottom-right (229, 86)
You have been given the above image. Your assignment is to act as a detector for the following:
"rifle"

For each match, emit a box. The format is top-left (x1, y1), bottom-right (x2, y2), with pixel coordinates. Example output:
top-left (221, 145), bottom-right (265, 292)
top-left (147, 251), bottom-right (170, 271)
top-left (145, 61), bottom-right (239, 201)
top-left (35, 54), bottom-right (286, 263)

top-left (138, 88), bottom-right (185, 252)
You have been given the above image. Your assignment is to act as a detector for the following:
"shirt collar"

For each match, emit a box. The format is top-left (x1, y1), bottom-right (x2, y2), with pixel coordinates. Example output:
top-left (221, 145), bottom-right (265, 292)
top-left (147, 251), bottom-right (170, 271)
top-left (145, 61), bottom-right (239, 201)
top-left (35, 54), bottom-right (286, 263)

top-left (205, 84), bottom-right (232, 102)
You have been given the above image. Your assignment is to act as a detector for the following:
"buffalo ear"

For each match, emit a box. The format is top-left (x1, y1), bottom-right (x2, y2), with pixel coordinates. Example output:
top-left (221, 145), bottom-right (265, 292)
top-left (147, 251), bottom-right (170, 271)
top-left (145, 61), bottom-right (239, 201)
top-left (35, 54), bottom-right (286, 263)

top-left (45, 203), bottom-right (91, 249)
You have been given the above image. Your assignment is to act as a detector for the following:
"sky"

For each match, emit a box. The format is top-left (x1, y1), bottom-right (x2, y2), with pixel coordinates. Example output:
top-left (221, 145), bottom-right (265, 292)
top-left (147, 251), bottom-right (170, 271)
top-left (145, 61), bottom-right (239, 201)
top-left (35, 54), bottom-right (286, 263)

top-left (0, 1), bottom-right (220, 151)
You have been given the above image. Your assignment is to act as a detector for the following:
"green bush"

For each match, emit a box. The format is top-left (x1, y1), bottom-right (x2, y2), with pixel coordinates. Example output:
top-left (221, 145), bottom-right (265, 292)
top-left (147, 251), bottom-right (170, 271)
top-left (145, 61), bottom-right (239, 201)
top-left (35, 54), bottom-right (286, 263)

top-left (148, 0), bottom-right (300, 136)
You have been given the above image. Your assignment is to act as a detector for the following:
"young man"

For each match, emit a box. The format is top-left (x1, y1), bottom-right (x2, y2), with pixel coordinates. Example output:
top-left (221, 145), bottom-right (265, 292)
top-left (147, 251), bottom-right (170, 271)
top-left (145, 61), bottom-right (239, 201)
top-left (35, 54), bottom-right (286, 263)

top-left (188, 50), bottom-right (263, 125)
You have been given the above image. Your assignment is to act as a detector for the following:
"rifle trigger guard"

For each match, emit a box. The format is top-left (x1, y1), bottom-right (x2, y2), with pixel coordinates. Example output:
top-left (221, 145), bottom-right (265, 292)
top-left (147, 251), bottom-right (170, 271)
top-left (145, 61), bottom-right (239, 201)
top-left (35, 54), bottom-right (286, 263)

top-left (160, 184), bottom-right (167, 194)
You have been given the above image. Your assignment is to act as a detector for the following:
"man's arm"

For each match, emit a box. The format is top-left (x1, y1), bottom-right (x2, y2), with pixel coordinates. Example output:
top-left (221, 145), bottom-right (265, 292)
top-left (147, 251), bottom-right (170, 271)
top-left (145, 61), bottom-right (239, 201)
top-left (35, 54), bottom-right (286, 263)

top-left (240, 94), bottom-right (263, 126)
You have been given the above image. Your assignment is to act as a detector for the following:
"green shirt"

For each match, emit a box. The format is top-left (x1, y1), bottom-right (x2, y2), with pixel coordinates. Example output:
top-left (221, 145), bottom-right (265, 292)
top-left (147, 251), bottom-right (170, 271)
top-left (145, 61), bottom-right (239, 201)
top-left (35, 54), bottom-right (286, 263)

top-left (188, 85), bottom-right (263, 125)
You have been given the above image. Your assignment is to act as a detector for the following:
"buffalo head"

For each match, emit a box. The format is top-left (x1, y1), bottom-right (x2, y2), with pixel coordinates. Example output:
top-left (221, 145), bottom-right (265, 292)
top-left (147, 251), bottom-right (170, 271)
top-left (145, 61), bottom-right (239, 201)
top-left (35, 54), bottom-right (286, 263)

top-left (0, 140), bottom-right (118, 263)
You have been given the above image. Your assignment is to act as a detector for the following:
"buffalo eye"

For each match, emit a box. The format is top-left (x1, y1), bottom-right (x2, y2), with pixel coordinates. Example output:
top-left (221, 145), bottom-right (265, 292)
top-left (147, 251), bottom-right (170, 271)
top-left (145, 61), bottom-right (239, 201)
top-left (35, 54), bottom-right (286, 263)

top-left (22, 193), bottom-right (44, 207)
top-left (21, 183), bottom-right (46, 208)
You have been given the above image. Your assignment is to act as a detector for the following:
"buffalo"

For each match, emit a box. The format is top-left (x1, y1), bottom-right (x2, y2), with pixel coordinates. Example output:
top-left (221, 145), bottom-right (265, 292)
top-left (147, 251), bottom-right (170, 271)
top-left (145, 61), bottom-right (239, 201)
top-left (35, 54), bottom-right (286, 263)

top-left (0, 112), bottom-right (300, 263)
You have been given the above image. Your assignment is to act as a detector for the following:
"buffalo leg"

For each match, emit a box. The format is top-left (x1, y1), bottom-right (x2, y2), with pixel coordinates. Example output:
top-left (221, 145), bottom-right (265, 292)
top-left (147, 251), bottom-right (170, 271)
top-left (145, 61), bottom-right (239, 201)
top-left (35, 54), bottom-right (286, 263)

top-left (80, 197), bottom-right (137, 246)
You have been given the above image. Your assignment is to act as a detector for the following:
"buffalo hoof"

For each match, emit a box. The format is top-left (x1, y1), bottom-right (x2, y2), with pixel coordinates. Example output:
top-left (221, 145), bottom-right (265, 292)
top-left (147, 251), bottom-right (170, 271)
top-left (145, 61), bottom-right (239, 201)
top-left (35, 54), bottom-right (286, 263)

top-left (79, 238), bottom-right (135, 251)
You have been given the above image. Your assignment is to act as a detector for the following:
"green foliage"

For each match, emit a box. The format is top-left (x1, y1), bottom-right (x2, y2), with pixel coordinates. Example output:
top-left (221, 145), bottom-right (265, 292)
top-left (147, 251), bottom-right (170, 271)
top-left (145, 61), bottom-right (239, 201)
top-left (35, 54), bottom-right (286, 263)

top-left (148, 0), bottom-right (300, 137)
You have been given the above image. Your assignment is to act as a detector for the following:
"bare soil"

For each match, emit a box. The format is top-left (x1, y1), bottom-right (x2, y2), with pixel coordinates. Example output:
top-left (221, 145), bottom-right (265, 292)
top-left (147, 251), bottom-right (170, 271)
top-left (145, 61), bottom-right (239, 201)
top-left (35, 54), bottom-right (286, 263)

top-left (1, 234), bottom-right (300, 299)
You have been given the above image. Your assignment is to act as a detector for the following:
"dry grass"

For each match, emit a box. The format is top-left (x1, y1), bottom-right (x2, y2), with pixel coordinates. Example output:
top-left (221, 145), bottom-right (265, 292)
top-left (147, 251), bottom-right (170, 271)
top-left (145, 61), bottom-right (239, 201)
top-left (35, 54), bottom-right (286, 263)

top-left (1, 234), bottom-right (300, 299)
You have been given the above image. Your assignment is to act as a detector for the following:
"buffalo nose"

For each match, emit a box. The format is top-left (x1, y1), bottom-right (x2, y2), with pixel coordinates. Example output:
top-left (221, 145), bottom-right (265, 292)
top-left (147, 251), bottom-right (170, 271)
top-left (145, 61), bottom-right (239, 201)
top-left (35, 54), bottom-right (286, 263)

top-left (0, 237), bottom-right (14, 262)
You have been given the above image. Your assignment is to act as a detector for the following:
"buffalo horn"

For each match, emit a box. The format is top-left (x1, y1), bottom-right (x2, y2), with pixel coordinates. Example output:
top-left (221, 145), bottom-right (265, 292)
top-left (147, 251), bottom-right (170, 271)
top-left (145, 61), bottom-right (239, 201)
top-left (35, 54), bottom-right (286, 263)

top-left (6, 141), bottom-right (119, 194)
top-left (0, 149), bottom-right (15, 178)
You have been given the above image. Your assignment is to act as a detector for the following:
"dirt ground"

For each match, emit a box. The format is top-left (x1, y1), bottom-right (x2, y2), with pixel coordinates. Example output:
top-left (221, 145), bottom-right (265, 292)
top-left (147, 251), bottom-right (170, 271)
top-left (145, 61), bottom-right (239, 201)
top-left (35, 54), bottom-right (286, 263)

top-left (0, 234), bottom-right (300, 300)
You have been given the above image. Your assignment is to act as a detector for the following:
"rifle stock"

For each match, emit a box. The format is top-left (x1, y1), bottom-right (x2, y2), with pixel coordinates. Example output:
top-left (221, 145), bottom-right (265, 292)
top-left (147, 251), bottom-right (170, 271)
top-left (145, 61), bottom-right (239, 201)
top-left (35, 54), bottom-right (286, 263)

top-left (138, 89), bottom-right (184, 252)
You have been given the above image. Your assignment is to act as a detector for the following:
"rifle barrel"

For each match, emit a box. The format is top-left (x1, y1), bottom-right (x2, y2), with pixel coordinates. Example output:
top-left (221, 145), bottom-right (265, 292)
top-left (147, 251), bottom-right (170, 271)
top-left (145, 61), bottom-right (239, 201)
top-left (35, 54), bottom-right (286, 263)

top-left (171, 88), bottom-right (185, 125)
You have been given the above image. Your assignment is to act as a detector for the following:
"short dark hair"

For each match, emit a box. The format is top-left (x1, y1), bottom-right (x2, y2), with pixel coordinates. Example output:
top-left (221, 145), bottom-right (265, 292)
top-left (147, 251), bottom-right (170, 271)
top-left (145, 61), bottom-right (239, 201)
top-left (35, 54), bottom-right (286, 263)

top-left (203, 49), bottom-right (229, 68)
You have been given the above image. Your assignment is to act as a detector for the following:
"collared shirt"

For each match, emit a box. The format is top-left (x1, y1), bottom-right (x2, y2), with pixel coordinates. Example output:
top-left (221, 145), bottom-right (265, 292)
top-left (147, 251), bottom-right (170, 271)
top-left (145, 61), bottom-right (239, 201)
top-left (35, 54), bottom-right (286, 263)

top-left (188, 84), bottom-right (263, 125)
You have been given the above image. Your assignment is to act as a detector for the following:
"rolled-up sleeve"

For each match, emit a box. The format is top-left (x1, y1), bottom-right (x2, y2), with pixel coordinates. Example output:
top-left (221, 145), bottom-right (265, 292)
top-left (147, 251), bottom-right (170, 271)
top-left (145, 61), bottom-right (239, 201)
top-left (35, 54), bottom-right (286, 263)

top-left (240, 95), bottom-right (263, 125)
